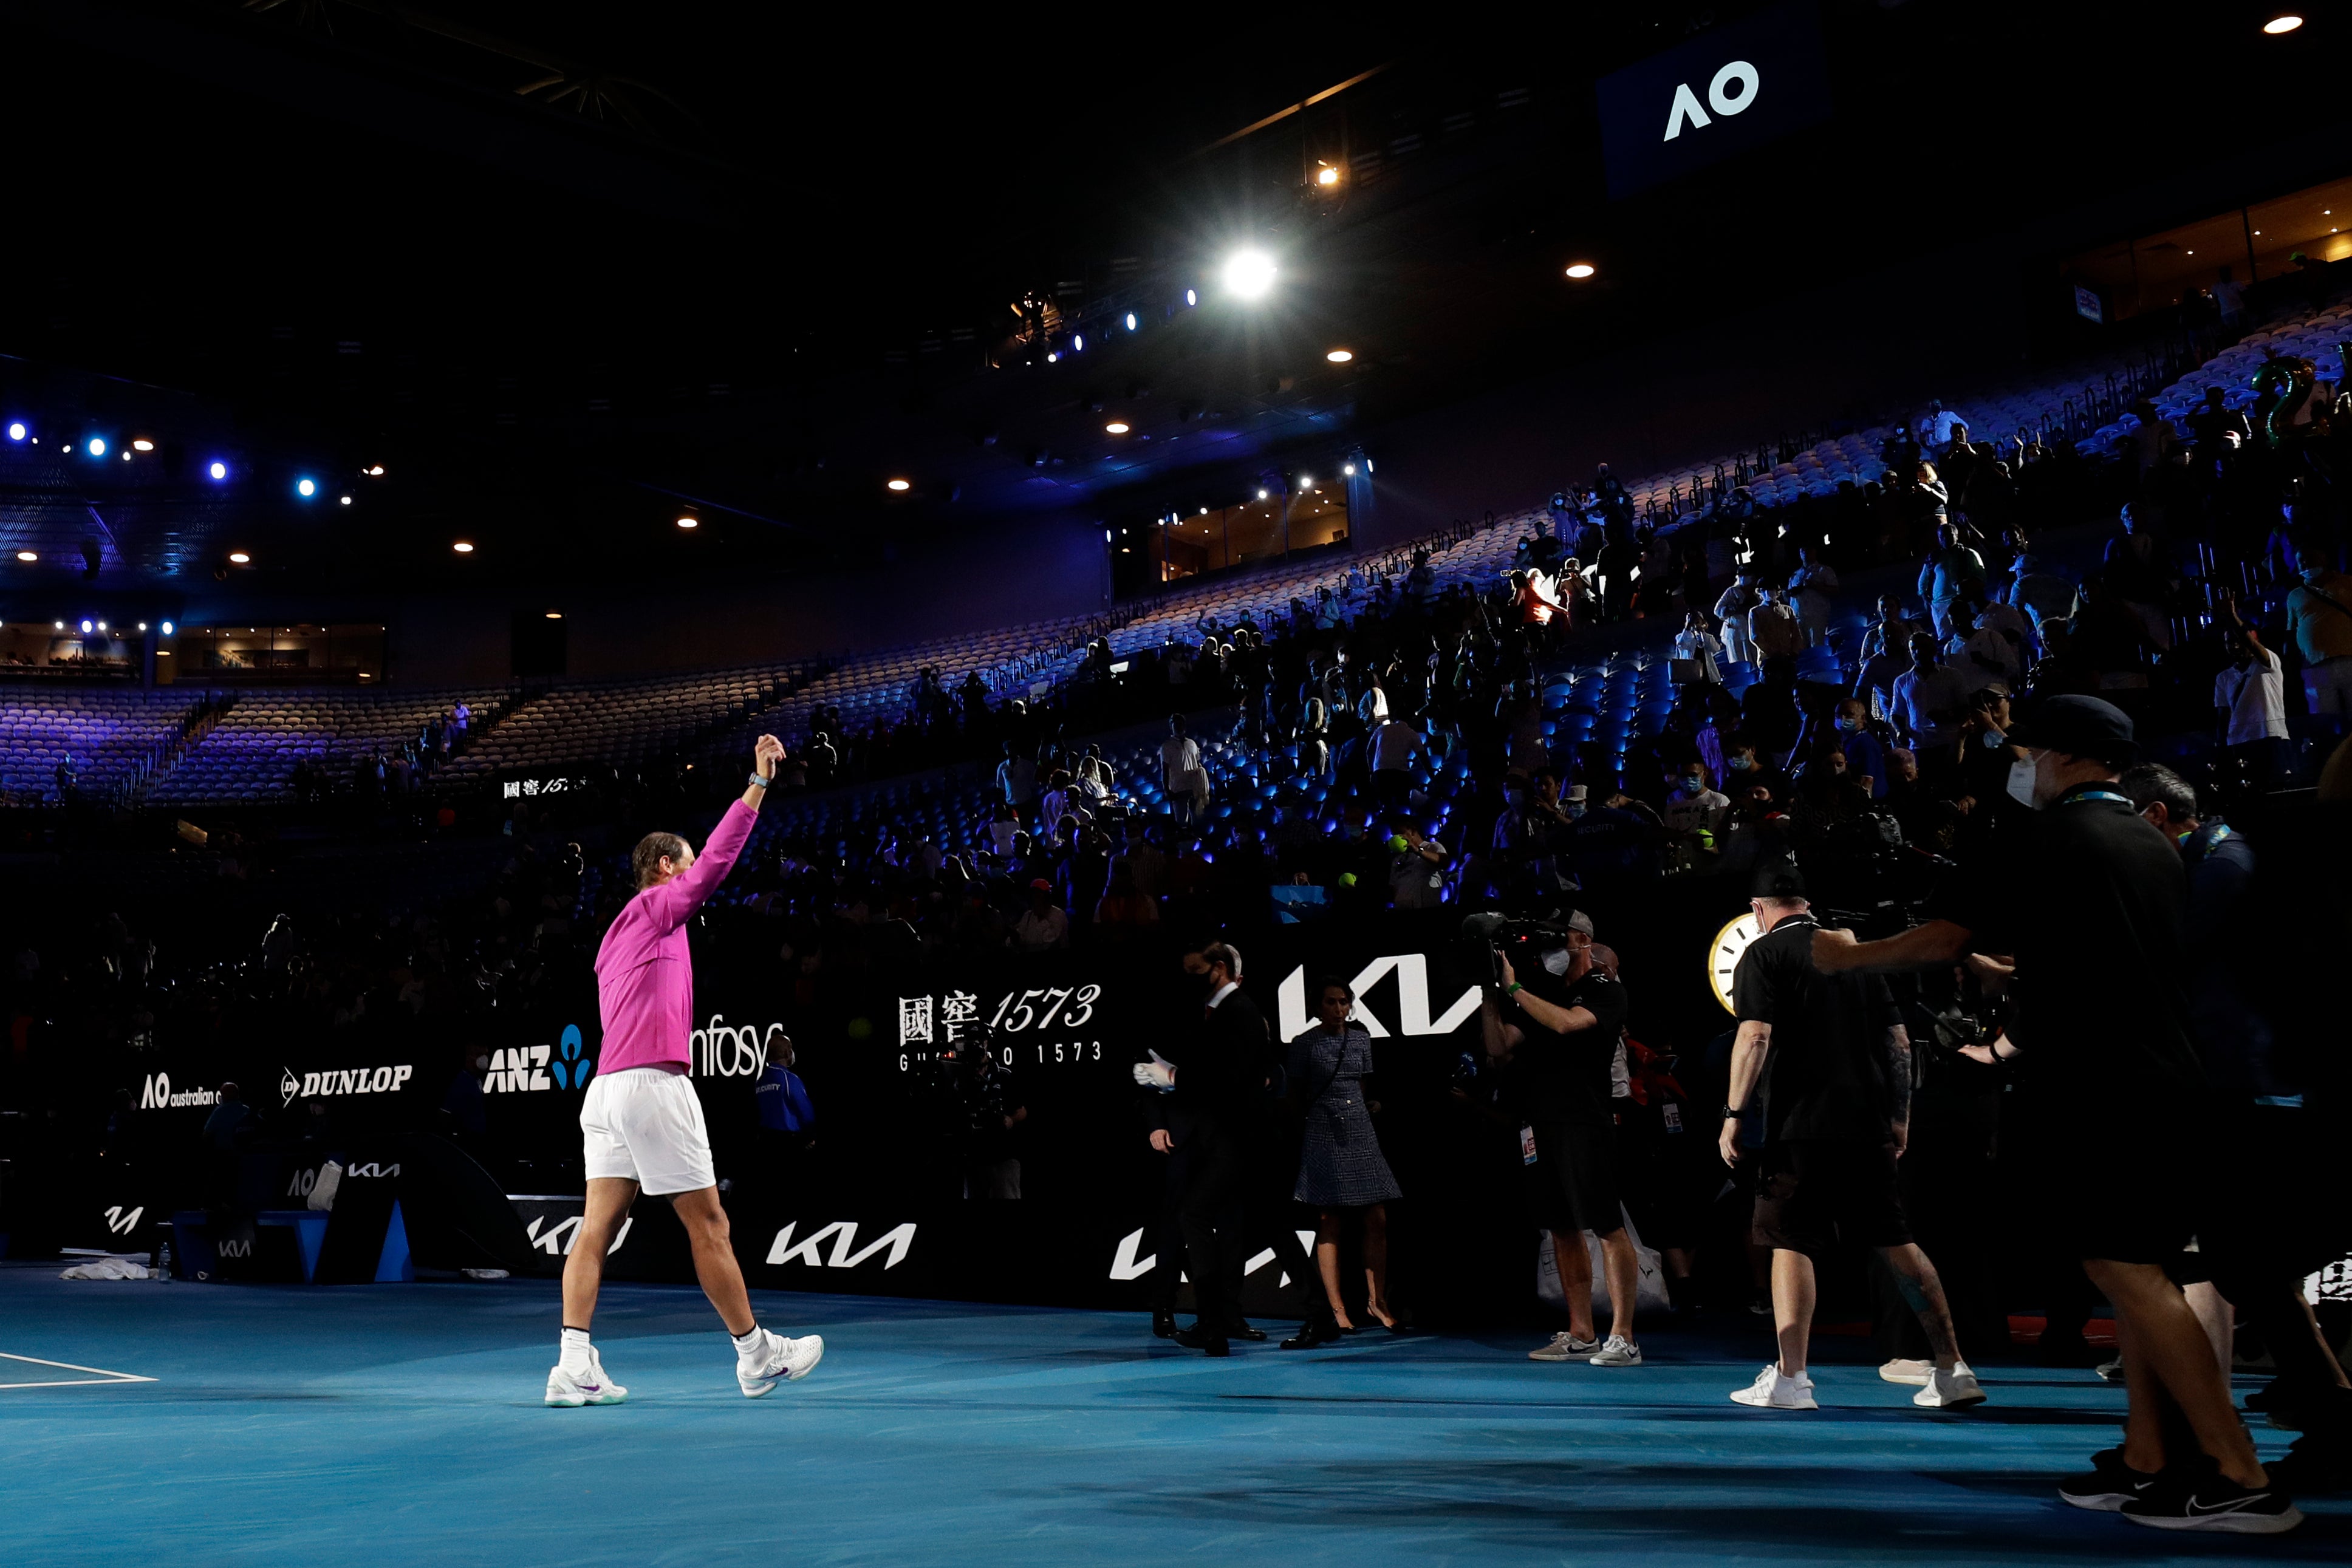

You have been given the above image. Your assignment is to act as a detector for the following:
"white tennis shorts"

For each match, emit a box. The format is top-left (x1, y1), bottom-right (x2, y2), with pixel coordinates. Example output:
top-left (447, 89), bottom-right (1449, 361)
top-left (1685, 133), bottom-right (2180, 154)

top-left (580, 1066), bottom-right (715, 1196)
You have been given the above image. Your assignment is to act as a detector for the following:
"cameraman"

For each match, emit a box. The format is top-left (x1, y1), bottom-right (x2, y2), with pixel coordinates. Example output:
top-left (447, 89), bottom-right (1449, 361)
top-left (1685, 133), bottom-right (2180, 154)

top-left (1815, 695), bottom-right (2297, 1533)
top-left (1482, 913), bottom-right (1646, 1369)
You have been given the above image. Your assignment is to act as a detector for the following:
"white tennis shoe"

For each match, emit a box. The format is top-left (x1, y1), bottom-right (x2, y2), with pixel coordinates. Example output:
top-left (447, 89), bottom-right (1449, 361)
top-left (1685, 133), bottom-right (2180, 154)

top-left (1878, 1357), bottom-right (1933, 1386)
top-left (1730, 1363), bottom-right (1817, 1409)
top-left (545, 1349), bottom-right (627, 1407)
top-left (1914, 1363), bottom-right (1988, 1408)
top-left (737, 1330), bottom-right (824, 1397)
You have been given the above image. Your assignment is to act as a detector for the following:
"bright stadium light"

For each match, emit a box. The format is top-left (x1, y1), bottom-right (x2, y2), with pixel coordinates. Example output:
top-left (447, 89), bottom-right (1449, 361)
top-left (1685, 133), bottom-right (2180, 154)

top-left (1222, 250), bottom-right (1277, 299)
top-left (2265, 13), bottom-right (2303, 34)
top-left (80, 619), bottom-right (92, 633)
top-left (86, 437), bottom-right (107, 457)
top-left (453, 540), bottom-right (475, 553)
top-left (16, 551), bottom-right (36, 562)
top-left (887, 478), bottom-right (911, 491)
top-left (1124, 313), bottom-right (1138, 331)
top-left (1565, 262), bottom-right (1596, 279)
top-left (1326, 349), bottom-right (1353, 363)
top-left (675, 513), bottom-right (699, 528)
top-left (1316, 165), bottom-right (1340, 187)
top-left (1104, 421), bottom-right (1130, 434)
top-left (1185, 288), bottom-right (1197, 307)
top-left (131, 438), bottom-right (154, 452)
top-left (228, 551), bottom-right (250, 564)
top-left (208, 460), bottom-right (228, 480)
top-left (1073, 334), bottom-right (1085, 352)
top-left (160, 621), bottom-right (174, 635)
top-left (5, 423), bottom-right (22, 441)
top-left (295, 477), bottom-right (316, 498)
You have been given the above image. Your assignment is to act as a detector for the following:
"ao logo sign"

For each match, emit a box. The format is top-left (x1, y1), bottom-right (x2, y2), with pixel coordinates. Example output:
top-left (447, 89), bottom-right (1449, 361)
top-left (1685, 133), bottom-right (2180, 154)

top-left (1662, 60), bottom-right (1759, 141)
top-left (1273, 955), bottom-right (1479, 1043)
top-left (692, 1015), bottom-right (785, 1079)
top-left (138, 1073), bottom-right (219, 1110)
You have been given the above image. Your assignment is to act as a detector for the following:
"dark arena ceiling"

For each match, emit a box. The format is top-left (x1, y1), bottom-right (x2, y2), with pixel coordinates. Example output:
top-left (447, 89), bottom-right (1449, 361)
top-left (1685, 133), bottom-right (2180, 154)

top-left (0, 0), bottom-right (2342, 602)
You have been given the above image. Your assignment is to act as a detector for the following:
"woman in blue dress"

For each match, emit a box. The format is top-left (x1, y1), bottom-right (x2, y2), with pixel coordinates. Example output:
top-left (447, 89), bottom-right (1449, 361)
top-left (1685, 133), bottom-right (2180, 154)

top-left (1288, 976), bottom-right (1403, 1331)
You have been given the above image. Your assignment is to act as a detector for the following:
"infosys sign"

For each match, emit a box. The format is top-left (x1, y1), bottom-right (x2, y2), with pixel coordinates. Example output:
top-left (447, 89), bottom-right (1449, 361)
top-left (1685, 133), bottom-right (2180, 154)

top-left (1594, 1), bottom-right (1831, 199)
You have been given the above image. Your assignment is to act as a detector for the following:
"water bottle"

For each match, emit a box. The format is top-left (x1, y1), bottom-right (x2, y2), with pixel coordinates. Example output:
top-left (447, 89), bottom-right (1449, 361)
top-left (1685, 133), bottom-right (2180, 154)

top-left (154, 1238), bottom-right (172, 1281)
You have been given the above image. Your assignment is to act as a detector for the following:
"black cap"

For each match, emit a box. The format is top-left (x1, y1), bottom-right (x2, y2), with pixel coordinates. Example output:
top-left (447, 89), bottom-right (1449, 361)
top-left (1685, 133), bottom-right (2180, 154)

top-left (1750, 859), bottom-right (1807, 901)
top-left (2004, 694), bottom-right (2138, 767)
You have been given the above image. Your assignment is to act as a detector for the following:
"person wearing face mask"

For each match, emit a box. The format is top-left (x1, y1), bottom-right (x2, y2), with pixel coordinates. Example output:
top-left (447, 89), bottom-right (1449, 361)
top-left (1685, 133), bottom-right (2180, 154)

top-left (1662, 762), bottom-right (1730, 843)
top-left (1483, 912), bottom-right (1645, 1369)
top-left (1747, 582), bottom-right (1805, 677)
top-left (1715, 573), bottom-right (1761, 669)
top-left (1833, 699), bottom-right (1889, 801)
top-left (1815, 696), bottom-right (2300, 1534)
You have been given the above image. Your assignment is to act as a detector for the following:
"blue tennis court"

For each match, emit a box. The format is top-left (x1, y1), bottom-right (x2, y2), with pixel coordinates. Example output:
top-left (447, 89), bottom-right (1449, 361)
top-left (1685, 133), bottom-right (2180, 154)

top-left (2, 1269), bottom-right (2340, 1566)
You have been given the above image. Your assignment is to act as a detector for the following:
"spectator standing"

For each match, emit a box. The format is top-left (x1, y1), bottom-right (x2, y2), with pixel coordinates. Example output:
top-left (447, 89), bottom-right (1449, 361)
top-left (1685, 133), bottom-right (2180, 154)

top-left (1159, 715), bottom-right (1203, 824)
top-left (1011, 880), bottom-right (1069, 952)
top-left (1715, 573), bottom-right (1762, 667)
top-left (1890, 633), bottom-right (1975, 760)
top-left (2285, 540), bottom-right (2352, 734)
top-left (2211, 588), bottom-right (2289, 782)
top-left (1917, 523), bottom-right (1987, 639)
top-left (1788, 547), bottom-right (1840, 649)
top-left (1288, 977), bottom-right (1403, 1332)
top-left (1672, 610), bottom-right (1725, 686)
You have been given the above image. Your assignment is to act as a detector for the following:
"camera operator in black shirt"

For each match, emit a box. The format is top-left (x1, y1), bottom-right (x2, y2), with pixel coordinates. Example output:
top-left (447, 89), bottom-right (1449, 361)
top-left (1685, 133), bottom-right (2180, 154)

top-left (1720, 861), bottom-right (1982, 1412)
top-left (1816, 695), bottom-right (2299, 1534)
top-left (1481, 912), bottom-right (1647, 1368)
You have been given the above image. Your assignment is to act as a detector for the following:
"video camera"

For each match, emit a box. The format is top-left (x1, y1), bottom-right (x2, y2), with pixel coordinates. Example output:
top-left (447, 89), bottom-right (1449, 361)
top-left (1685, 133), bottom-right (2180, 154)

top-left (1458, 910), bottom-right (1579, 988)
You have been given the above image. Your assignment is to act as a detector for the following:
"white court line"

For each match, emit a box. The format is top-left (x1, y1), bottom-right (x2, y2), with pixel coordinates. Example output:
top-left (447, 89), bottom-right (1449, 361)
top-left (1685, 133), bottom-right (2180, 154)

top-left (0, 1351), bottom-right (157, 1389)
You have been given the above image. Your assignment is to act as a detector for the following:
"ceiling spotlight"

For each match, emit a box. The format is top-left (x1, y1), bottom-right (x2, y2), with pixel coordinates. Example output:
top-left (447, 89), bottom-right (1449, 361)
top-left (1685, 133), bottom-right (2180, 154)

top-left (1124, 313), bottom-right (1138, 331)
top-left (1316, 166), bottom-right (1340, 187)
top-left (160, 621), bottom-right (174, 635)
top-left (1047, 352), bottom-right (1059, 363)
top-left (1565, 262), bottom-right (1597, 279)
top-left (131, 438), bottom-right (154, 452)
top-left (1104, 421), bottom-right (1130, 434)
top-left (95, 620), bottom-right (106, 632)
top-left (15, 550), bottom-right (35, 562)
top-left (339, 494), bottom-right (352, 506)
top-left (2264, 13), bottom-right (2304, 34)
top-left (364, 464), bottom-right (385, 477)
top-left (1073, 335), bottom-right (1085, 352)
top-left (228, 551), bottom-right (251, 564)
top-left (1222, 250), bottom-right (1277, 299)
top-left (296, 477), bottom-right (316, 497)
top-left (1257, 488), bottom-right (1270, 499)
top-left (80, 619), bottom-right (92, 633)
top-left (5, 422), bottom-right (22, 441)
top-left (675, 513), bottom-right (700, 528)
top-left (1343, 463), bottom-right (1357, 475)
top-left (1326, 349), bottom-right (1353, 363)
top-left (208, 460), bottom-right (228, 480)
top-left (887, 478), bottom-right (911, 491)
top-left (1185, 288), bottom-right (1197, 307)
top-left (452, 540), bottom-right (475, 553)
top-left (544, 610), bottom-right (564, 620)
top-left (137, 622), bottom-right (148, 632)
top-left (86, 437), bottom-right (107, 457)
top-left (53, 620), bottom-right (63, 629)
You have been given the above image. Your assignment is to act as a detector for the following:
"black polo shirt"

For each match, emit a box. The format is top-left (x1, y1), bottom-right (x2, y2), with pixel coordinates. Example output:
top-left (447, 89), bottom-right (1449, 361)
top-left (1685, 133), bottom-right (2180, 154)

top-left (1733, 913), bottom-right (1901, 1143)
top-left (1509, 966), bottom-right (1628, 1127)
top-left (1933, 784), bottom-right (2204, 1122)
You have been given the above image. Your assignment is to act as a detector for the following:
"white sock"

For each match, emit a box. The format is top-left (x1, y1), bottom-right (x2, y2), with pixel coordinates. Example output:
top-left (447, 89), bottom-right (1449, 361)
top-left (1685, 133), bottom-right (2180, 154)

top-left (559, 1328), bottom-right (592, 1376)
top-left (733, 1326), bottom-right (766, 1360)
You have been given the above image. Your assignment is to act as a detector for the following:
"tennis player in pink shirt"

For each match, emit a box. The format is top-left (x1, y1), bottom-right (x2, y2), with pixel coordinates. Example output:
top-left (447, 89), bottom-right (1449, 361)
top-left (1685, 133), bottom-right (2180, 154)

top-left (546, 735), bottom-right (824, 1405)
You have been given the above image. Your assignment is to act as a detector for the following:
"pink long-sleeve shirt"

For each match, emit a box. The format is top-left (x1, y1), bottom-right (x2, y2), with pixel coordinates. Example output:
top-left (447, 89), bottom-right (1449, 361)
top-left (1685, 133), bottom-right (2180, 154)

top-left (593, 800), bottom-right (757, 1074)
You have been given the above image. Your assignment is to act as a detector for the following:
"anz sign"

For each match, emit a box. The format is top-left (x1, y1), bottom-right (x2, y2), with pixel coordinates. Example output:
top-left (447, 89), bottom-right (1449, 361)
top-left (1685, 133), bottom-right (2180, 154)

top-left (1595, 0), bottom-right (1831, 198)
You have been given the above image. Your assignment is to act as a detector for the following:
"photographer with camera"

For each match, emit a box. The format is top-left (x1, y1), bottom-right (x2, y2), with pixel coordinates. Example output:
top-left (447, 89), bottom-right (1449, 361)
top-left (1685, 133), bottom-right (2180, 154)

top-left (1718, 861), bottom-right (1983, 1413)
top-left (1474, 911), bottom-right (1646, 1369)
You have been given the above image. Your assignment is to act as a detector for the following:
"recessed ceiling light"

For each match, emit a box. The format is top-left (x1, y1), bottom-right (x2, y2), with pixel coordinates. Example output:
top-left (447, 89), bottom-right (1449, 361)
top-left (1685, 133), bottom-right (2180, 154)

top-left (1104, 421), bottom-right (1130, 434)
top-left (2264, 14), bottom-right (2304, 35)
top-left (1316, 166), bottom-right (1339, 187)
top-left (887, 478), bottom-right (911, 491)
top-left (14, 550), bottom-right (33, 562)
top-left (675, 514), bottom-right (699, 528)
top-left (544, 610), bottom-right (563, 619)
top-left (131, 438), bottom-right (154, 452)
top-left (228, 551), bottom-right (250, 564)
top-left (453, 540), bottom-right (475, 553)
top-left (1326, 349), bottom-right (1353, 363)
top-left (1565, 262), bottom-right (1596, 279)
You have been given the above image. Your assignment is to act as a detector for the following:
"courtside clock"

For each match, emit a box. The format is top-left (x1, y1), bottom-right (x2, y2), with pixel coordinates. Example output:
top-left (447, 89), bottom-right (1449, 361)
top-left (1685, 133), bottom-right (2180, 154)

top-left (1706, 912), bottom-right (1762, 1014)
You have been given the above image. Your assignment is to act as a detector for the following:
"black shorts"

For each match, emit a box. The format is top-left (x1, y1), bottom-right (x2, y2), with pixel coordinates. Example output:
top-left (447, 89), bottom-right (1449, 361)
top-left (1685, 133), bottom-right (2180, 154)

top-left (1523, 1117), bottom-right (1624, 1238)
top-left (1752, 1140), bottom-right (1912, 1260)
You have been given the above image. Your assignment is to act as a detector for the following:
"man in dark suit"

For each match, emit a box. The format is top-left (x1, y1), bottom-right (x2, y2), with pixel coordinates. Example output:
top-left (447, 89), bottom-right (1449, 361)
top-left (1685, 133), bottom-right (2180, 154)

top-left (1137, 943), bottom-right (1340, 1355)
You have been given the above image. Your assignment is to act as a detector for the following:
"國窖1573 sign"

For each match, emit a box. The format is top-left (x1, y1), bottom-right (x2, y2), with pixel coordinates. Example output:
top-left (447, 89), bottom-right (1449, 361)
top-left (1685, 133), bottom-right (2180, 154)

top-left (1593, 0), bottom-right (1832, 199)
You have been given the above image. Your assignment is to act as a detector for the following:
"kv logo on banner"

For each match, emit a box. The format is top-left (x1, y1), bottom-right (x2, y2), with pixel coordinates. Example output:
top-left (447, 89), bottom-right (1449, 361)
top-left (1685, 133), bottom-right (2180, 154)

top-left (138, 1073), bottom-right (219, 1110)
top-left (482, 1024), bottom-right (595, 1093)
top-left (764, 1221), bottom-right (918, 1272)
top-left (1274, 955), bottom-right (1478, 1043)
top-left (692, 1015), bottom-right (784, 1079)
top-left (280, 1064), bottom-right (414, 1106)
top-left (1109, 1227), bottom-right (1316, 1284)
top-left (526, 1215), bottom-right (633, 1256)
